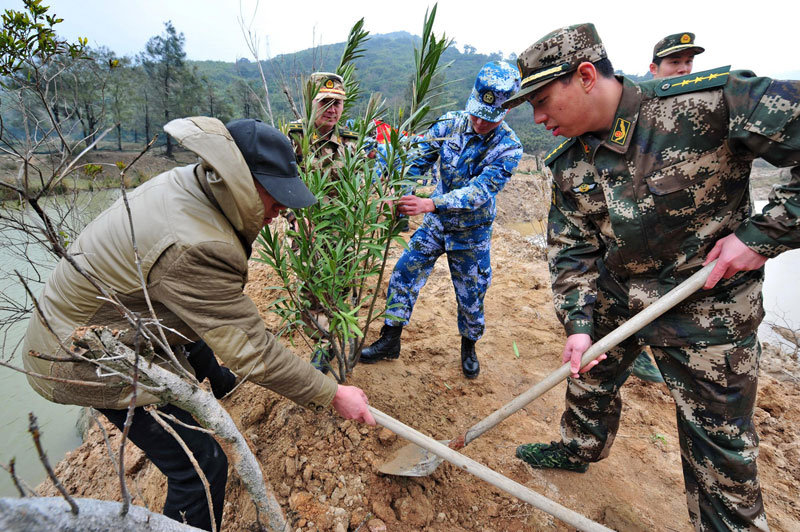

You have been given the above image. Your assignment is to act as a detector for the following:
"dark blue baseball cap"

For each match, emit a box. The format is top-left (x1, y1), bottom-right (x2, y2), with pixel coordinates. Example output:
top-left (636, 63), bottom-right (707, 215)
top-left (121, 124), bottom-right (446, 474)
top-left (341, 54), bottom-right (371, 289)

top-left (226, 118), bottom-right (317, 209)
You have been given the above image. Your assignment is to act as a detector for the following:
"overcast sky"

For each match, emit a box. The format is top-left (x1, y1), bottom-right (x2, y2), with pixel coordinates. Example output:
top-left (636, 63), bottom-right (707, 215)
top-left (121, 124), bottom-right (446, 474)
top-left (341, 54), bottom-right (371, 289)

top-left (15, 0), bottom-right (800, 78)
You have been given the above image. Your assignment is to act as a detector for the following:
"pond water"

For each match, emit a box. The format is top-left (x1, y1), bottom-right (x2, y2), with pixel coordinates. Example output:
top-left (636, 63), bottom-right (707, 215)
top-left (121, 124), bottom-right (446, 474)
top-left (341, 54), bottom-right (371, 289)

top-left (0, 190), bottom-right (120, 496)
top-left (755, 201), bottom-right (800, 351)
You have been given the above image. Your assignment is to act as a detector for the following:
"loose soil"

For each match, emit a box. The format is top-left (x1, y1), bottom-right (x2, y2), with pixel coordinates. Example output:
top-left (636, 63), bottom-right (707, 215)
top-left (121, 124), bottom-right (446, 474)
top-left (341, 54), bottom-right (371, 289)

top-left (38, 155), bottom-right (800, 532)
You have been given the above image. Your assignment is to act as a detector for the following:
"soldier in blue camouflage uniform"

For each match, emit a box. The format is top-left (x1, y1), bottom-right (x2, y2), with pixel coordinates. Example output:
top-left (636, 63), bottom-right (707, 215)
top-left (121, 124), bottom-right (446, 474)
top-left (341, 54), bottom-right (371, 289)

top-left (360, 61), bottom-right (522, 378)
top-left (503, 23), bottom-right (800, 532)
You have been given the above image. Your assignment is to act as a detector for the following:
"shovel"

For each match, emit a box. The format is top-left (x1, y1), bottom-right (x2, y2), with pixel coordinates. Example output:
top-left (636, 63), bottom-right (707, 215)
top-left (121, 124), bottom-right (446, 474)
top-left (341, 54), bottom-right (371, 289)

top-left (378, 260), bottom-right (716, 476)
top-left (369, 406), bottom-right (615, 532)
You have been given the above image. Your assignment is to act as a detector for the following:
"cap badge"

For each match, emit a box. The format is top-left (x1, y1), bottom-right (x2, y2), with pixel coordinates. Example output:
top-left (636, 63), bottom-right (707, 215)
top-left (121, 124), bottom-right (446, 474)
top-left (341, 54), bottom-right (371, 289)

top-left (680, 34), bottom-right (691, 44)
top-left (482, 92), bottom-right (495, 105)
top-left (325, 79), bottom-right (335, 89)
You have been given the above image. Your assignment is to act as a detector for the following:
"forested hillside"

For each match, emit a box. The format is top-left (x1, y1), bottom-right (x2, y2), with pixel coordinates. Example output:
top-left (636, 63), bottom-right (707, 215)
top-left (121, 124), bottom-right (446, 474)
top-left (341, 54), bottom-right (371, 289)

top-left (205, 30), bottom-right (563, 155)
top-left (3, 19), bottom-right (653, 158)
top-left (2, 12), bottom-right (653, 160)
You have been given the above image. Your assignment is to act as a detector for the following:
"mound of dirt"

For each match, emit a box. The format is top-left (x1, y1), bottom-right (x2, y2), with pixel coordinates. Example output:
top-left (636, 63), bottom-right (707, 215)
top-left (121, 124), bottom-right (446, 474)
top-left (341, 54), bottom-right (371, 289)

top-left (39, 159), bottom-right (800, 531)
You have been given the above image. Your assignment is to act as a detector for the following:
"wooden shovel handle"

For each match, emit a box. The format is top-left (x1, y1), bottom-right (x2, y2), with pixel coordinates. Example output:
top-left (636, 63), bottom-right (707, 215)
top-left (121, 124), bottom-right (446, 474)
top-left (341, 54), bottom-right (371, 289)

top-left (369, 406), bottom-right (615, 532)
top-left (461, 260), bottom-right (716, 447)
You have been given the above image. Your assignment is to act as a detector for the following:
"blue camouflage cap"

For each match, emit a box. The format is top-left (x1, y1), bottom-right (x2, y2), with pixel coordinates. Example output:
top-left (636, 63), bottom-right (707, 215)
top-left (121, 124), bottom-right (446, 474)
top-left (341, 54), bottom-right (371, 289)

top-left (465, 61), bottom-right (521, 122)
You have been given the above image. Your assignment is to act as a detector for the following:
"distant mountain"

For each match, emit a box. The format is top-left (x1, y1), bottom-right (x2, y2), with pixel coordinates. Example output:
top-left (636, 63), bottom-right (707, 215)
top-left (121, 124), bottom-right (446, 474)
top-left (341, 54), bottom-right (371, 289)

top-left (192, 31), bottom-right (561, 155)
top-left (193, 31), bottom-right (648, 156)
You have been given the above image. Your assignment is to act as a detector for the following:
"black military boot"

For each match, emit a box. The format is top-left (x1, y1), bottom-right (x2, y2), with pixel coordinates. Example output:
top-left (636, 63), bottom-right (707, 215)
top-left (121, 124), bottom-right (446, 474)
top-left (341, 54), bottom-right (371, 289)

top-left (461, 337), bottom-right (480, 379)
top-left (360, 325), bottom-right (402, 363)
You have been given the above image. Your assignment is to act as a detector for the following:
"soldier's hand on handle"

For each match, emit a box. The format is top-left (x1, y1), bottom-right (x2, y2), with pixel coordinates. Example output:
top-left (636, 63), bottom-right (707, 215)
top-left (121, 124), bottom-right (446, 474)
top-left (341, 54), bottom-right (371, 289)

top-left (563, 333), bottom-right (606, 379)
top-left (331, 385), bottom-right (376, 425)
top-left (702, 234), bottom-right (767, 290)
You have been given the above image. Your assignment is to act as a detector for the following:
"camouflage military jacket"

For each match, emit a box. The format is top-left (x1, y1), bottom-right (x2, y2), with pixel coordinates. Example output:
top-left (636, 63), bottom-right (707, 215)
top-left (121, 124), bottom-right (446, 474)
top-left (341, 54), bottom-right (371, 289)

top-left (547, 68), bottom-right (800, 345)
top-left (287, 121), bottom-right (358, 178)
top-left (410, 110), bottom-right (522, 250)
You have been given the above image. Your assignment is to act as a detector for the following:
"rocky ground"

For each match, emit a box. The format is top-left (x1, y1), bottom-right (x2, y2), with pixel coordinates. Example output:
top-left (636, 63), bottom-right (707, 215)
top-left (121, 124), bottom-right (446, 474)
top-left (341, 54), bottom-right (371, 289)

top-left (38, 155), bottom-right (800, 531)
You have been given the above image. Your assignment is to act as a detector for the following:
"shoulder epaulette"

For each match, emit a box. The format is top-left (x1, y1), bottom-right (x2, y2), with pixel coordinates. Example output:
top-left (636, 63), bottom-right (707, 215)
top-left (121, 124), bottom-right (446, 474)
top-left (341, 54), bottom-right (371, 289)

top-left (339, 127), bottom-right (359, 140)
top-left (544, 137), bottom-right (577, 167)
top-left (286, 122), bottom-right (304, 133)
top-left (654, 66), bottom-right (731, 98)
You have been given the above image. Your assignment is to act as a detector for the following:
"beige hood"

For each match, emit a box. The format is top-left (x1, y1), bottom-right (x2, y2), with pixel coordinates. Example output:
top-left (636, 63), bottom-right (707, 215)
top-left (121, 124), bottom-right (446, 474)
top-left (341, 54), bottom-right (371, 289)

top-left (164, 116), bottom-right (264, 244)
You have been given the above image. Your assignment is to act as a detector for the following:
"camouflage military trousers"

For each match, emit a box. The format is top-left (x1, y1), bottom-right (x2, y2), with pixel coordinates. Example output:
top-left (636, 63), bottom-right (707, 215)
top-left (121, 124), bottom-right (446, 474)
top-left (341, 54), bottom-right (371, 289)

top-left (559, 328), bottom-right (768, 532)
top-left (383, 225), bottom-right (491, 341)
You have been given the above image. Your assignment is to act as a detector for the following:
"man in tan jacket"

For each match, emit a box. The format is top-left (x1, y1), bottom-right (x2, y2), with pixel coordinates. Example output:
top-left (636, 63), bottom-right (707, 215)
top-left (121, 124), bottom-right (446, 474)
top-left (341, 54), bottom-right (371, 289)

top-left (22, 116), bottom-right (374, 531)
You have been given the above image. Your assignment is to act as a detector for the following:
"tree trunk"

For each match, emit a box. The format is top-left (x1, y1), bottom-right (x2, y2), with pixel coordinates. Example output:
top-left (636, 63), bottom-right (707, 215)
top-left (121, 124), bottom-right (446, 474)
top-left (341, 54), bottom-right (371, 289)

top-left (144, 92), bottom-right (151, 143)
top-left (0, 497), bottom-right (204, 532)
top-left (164, 69), bottom-right (172, 158)
top-left (73, 327), bottom-right (289, 532)
top-left (164, 107), bottom-right (172, 157)
top-left (84, 103), bottom-right (97, 150)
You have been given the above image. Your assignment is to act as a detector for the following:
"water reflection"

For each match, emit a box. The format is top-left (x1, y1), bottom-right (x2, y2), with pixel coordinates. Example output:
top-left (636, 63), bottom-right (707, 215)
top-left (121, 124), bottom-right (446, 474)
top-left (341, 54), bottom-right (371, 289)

top-left (755, 201), bottom-right (800, 353)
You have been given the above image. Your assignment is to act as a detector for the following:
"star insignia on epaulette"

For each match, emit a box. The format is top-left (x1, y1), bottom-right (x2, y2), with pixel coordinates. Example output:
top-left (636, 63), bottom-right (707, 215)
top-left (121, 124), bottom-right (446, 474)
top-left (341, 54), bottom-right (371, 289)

top-left (656, 66), bottom-right (731, 96)
top-left (675, 72), bottom-right (729, 88)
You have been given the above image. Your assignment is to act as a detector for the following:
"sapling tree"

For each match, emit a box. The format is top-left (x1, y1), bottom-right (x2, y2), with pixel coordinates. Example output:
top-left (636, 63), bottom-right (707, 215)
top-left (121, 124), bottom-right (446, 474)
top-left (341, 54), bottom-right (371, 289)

top-left (253, 5), bottom-right (454, 383)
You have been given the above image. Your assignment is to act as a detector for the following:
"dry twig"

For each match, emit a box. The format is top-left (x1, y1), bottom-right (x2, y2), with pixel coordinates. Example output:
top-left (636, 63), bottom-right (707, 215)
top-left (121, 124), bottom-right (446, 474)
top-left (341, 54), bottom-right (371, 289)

top-left (28, 413), bottom-right (78, 515)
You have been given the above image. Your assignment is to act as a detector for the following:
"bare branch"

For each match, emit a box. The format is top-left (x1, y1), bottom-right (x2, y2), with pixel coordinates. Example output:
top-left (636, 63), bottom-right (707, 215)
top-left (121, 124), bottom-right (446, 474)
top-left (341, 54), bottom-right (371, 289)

top-left (0, 496), bottom-right (205, 531)
top-left (27, 413), bottom-right (79, 515)
top-left (238, 0), bottom-right (274, 126)
top-left (53, 124), bottom-right (116, 191)
top-left (0, 359), bottom-right (109, 388)
top-left (0, 460), bottom-right (33, 498)
top-left (147, 406), bottom-right (217, 532)
top-left (75, 327), bottom-right (290, 531)
top-left (152, 410), bottom-right (216, 435)
top-left (119, 135), bottom-right (159, 180)
top-left (88, 409), bottom-right (150, 512)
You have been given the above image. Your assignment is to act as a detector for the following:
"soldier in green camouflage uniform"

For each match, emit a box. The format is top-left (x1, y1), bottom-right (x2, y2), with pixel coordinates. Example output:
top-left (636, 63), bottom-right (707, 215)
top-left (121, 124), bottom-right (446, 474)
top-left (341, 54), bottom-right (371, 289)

top-left (285, 72), bottom-right (358, 372)
top-left (650, 32), bottom-right (705, 79)
top-left (503, 23), bottom-right (800, 532)
top-left (630, 32), bottom-right (708, 384)
top-left (287, 72), bottom-right (358, 183)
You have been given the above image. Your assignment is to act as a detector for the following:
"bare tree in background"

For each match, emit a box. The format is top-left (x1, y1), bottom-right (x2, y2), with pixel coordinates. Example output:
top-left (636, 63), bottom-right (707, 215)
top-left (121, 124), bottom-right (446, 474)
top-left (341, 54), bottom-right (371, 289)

top-left (0, 3), bottom-right (296, 530)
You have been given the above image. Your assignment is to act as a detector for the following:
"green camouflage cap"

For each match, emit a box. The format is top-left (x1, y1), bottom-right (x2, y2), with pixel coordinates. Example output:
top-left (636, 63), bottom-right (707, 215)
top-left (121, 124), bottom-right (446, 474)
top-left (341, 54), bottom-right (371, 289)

top-left (503, 23), bottom-right (607, 109)
top-left (310, 72), bottom-right (346, 101)
top-left (653, 32), bottom-right (705, 59)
